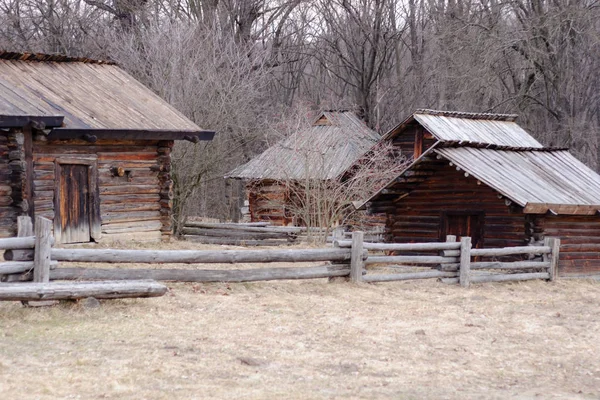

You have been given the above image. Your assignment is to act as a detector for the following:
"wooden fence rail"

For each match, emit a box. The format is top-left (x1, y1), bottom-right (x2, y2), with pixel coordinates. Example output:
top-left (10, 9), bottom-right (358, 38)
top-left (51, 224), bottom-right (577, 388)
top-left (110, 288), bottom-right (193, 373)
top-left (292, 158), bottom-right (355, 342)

top-left (0, 217), bottom-right (561, 302)
top-left (341, 232), bottom-right (560, 287)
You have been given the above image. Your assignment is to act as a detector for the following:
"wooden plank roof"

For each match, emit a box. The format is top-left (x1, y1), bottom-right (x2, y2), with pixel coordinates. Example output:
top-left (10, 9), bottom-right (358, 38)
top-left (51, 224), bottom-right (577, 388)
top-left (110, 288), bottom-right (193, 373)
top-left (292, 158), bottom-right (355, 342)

top-left (226, 111), bottom-right (380, 180)
top-left (383, 109), bottom-right (543, 148)
top-left (0, 51), bottom-right (208, 134)
top-left (364, 144), bottom-right (600, 215)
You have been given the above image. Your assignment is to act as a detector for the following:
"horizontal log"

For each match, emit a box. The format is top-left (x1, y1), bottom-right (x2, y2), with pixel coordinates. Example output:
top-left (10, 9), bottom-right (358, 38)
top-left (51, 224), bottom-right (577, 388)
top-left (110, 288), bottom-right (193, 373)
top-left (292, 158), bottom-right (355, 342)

top-left (184, 222), bottom-right (304, 234)
top-left (183, 236), bottom-right (295, 246)
top-left (0, 260), bottom-right (58, 274)
top-left (50, 264), bottom-right (350, 282)
top-left (363, 270), bottom-right (458, 282)
top-left (365, 255), bottom-right (459, 265)
top-left (470, 261), bottom-right (550, 270)
top-left (4, 249), bottom-right (33, 261)
top-left (0, 280), bottom-right (167, 301)
top-left (334, 240), bottom-right (460, 251)
top-left (0, 236), bottom-right (35, 250)
top-left (182, 227), bottom-right (291, 240)
top-left (100, 185), bottom-right (159, 195)
top-left (470, 272), bottom-right (550, 283)
top-left (470, 246), bottom-right (550, 257)
top-left (102, 211), bottom-right (162, 224)
top-left (51, 248), bottom-right (359, 264)
top-left (101, 220), bottom-right (163, 234)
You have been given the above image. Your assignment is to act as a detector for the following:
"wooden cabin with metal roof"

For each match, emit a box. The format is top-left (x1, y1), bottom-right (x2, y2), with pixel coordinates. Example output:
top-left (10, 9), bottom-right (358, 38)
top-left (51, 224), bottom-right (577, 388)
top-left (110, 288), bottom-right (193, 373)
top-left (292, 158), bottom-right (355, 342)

top-left (0, 52), bottom-right (214, 243)
top-left (362, 110), bottom-right (600, 277)
top-left (226, 111), bottom-right (380, 225)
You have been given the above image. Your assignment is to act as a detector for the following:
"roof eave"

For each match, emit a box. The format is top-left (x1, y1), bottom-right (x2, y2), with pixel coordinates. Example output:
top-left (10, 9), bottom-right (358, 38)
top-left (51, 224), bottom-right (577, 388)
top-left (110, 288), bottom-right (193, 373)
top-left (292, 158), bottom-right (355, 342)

top-left (524, 203), bottom-right (600, 216)
top-left (0, 115), bottom-right (64, 129)
top-left (47, 128), bottom-right (215, 142)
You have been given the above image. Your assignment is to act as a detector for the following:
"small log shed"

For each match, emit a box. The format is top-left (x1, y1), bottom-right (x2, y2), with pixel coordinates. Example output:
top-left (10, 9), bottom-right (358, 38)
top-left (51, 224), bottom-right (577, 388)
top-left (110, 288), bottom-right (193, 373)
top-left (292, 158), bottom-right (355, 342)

top-left (226, 110), bottom-right (380, 226)
top-left (0, 52), bottom-right (214, 243)
top-left (361, 110), bottom-right (600, 276)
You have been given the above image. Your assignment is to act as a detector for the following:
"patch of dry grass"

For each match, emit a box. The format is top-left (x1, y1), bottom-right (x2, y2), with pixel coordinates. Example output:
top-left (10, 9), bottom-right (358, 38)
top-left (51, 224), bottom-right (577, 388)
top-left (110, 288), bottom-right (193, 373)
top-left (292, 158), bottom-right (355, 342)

top-left (1, 241), bottom-right (600, 399)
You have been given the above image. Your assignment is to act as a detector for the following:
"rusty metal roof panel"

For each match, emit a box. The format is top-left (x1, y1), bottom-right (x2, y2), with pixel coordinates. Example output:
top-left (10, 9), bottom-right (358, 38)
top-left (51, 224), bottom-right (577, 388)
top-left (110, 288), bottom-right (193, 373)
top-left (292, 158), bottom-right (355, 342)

top-left (0, 56), bottom-right (202, 131)
top-left (227, 111), bottom-right (379, 180)
top-left (414, 112), bottom-right (543, 148)
top-left (435, 147), bottom-right (600, 212)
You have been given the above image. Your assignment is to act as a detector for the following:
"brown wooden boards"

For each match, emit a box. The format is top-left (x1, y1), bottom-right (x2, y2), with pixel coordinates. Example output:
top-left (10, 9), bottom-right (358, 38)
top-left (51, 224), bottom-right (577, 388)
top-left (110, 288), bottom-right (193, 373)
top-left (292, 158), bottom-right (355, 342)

top-left (58, 164), bottom-right (90, 243)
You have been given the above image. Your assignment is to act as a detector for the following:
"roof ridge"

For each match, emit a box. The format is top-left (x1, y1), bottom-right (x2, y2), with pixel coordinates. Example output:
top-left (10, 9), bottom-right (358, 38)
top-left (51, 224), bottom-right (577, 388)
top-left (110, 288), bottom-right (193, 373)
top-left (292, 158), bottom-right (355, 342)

top-left (414, 109), bottom-right (519, 122)
top-left (439, 141), bottom-right (568, 152)
top-left (0, 51), bottom-right (115, 65)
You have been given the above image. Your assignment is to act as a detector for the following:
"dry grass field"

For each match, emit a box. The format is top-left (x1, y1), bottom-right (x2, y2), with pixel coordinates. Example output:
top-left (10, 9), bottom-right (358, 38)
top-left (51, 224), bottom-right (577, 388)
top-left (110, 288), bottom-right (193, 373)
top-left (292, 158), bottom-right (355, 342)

top-left (1, 241), bottom-right (600, 399)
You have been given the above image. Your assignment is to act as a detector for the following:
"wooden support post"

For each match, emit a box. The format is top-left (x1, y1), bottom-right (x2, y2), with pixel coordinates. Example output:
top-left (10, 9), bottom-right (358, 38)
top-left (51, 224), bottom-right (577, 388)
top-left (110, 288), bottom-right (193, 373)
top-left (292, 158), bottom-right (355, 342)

top-left (459, 236), bottom-right (471, 288)
top-left (33, 217), bottom-right (52, 283)
top-left (544, 237), bottom-right (560, 281)
top-left (350, 231), bottom-right (364, 283)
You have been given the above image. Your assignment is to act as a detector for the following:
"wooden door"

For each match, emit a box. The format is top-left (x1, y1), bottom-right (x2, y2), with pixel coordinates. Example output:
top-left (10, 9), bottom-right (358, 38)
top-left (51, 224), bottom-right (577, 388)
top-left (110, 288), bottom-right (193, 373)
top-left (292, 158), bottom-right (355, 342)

top-left (59, 164), bottom-right (91, 243)
top-left (442, 212), bottom-right (484, 248)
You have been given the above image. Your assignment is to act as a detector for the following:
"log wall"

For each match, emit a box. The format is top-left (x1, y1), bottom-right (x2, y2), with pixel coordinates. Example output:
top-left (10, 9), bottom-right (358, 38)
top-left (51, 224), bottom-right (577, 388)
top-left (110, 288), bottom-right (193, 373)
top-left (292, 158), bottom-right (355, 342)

top-left (32, 138), bottom-right (170, 242)
top-left (0, 131), bottom-right (20, 237)
top-left (539, 215), bottom-right (600, 275)
top-left (247, 180), bottom-right (291, 226)
top-left (383, 164), bottom-right (528, 248)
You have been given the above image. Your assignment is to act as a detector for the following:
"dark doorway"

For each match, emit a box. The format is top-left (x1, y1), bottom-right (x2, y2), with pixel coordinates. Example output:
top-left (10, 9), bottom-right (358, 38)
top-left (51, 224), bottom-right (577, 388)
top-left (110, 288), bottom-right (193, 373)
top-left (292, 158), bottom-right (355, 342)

top-left (441, 212), bottom-right (484, 248)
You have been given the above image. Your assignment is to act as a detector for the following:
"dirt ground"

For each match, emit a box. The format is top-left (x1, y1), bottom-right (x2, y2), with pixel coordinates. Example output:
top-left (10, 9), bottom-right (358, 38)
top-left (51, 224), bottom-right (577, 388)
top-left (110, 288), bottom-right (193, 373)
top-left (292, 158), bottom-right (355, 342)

top-left (1, 241), bottom-right (600, 399)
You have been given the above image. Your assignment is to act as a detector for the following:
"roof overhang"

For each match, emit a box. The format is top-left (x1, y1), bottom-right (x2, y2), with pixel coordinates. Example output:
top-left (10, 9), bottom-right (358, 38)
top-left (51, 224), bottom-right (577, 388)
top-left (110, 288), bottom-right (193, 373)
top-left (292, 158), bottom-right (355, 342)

top-left (47, 128), bottom-right (215, 142)
top-left (0, 115), bottom-right (64, 129)
top-left (523, 203), bottom-right (600, 216)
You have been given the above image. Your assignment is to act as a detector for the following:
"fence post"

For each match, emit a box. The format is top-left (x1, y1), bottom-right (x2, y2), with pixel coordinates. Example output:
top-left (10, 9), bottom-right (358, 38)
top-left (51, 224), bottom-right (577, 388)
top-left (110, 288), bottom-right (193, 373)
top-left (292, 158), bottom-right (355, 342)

top-left (459, 236), bottom-right (471, 288)
top-left (350, 231), bottom-right (364, 283)
top-left (544, 237), bottom-right (560, 281)
top-left (33, 217), bottom-right (52, 283)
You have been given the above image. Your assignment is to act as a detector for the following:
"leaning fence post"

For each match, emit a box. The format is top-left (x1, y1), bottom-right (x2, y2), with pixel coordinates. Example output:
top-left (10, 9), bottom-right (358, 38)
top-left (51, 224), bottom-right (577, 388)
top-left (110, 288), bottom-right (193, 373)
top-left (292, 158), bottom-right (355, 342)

top-left (33, 217), bottom-right (52, 283)
top-left (350, 231), bottom-right (364, 283)
top-left (544, 237), bottom-right (560, 281)
top-left (459, 236), bottom-right (471, 288)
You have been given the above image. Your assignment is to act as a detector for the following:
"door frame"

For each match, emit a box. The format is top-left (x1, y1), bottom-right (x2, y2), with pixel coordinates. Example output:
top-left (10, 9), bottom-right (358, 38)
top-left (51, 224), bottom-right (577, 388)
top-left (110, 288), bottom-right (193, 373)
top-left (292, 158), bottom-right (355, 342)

top-left (440, 210), bottom-right (485, 247)
top-left (53, 156), bottom-right (101, 243)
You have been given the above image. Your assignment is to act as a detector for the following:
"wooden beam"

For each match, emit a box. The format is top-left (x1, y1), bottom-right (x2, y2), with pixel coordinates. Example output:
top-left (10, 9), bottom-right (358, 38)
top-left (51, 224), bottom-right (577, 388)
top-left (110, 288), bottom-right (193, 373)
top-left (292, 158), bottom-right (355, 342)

top-left (50, 264), bottom-right (351, 282)
top-left (47, 129), bottom-right (215, 142)
top-left (51, 248), bottom-right (356, 264)
top-left (470, 272), bottom-right (550, 284)
top-left (350, 231), bottom-right (364, 283)
top-left (459, 237), bottom-right (471, 288)
top-left (33, 217), bottom-right (52, 283)
top-left (0, 115), bottom-right (64, 128)
top-left (363, 270), bottom-right (457, 282)
top-left (0, 280), bottom-right (167, 301)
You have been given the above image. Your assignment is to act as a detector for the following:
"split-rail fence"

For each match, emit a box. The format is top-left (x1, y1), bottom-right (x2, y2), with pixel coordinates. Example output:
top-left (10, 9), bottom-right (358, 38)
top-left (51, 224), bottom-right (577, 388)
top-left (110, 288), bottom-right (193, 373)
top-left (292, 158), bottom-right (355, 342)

top-left (0, 217), bottom-right (560, 302)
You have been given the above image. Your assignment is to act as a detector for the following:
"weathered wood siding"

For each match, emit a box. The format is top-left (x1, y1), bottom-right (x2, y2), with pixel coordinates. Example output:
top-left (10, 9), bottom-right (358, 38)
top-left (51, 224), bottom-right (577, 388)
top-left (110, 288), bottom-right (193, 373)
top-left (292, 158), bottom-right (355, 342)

top-left (32, 138), bottom-right (172, 242)
top-left (390, 125), bottom-right (436, 159)
top-left (539, 215), bottom-right (600, 275)
top-left (383, 164), bottom-right (527, 248)
top-left (0, 131), bottom-right (21, 237)
top-left (247, 180), bottom-right (291, 226)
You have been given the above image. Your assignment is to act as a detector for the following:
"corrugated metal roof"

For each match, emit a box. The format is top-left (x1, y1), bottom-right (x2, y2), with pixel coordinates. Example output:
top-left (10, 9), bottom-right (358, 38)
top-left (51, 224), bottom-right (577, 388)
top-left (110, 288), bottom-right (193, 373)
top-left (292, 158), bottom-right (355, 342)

top-left (0, 56), bottom-right (202, 131)
top-left (435, 147), bottom-right (600, 214)
top-left (227, 111), bottom-right (380, 180)
top-left (383, 109), bottom-right (543, 148)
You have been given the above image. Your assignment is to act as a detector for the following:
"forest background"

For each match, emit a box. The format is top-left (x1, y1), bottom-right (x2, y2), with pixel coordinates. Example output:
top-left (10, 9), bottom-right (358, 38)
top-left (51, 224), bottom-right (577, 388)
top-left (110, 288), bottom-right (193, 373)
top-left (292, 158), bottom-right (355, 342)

top-left (1, 0), bottom-right (598, 225)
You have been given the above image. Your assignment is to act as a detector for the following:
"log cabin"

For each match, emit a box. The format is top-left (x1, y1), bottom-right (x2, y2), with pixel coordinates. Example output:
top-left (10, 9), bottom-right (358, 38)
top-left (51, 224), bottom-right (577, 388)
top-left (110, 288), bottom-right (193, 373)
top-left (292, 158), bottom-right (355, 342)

top-left (0, 52), bottom-right (214, 243)
top-left (226, 111), bottom-right (380, 226)
top-left (361, 109), bottom-right (600, 277)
